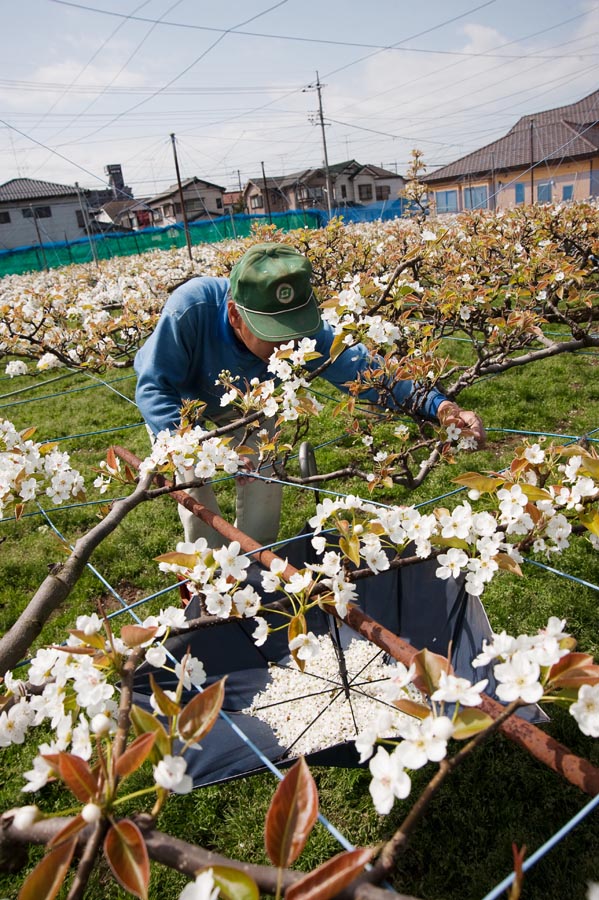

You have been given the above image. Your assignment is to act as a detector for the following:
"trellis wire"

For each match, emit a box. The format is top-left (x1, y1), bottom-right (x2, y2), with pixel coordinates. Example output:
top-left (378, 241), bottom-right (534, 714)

top-left (2, 364), bottom-right (598, 895)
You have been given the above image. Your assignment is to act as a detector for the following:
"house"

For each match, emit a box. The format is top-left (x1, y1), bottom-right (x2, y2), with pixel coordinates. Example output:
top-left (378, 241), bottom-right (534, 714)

top-left (92, 198), bottom-right (154, 232)
top-left (423, 90), bottom-right (599, 213)
top-left (243, 161), bottom-right (404, 214)
top-left (222, 190), bottom-right (244, 215)
top-left (146, 177), bottom-right (226, 227)
top-left (0, 178), bottom-right (89, 250)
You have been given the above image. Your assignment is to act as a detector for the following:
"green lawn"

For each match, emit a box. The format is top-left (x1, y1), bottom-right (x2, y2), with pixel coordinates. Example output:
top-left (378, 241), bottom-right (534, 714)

top-left (0, 340), bottom-right (598, 900)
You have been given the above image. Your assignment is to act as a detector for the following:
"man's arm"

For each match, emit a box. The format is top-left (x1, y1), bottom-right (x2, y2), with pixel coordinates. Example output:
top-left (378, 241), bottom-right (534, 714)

top-left (134, 304), bottom-right (195, 435)
top-left (311, 323), bottom-right (485, 444)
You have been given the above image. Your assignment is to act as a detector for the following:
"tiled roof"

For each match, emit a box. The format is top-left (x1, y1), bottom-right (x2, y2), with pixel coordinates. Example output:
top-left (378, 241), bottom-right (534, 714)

top-left (423, 89), bottom-right (599, 183)
top-left (0, 177), bottom-right (79, 203)
top-left (148, 176), bottom-right (225, 204)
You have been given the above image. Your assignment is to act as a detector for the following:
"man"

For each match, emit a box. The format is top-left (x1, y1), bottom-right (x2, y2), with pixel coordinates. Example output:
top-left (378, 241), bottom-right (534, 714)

top-left (135, 242), bottom-right (485, 548)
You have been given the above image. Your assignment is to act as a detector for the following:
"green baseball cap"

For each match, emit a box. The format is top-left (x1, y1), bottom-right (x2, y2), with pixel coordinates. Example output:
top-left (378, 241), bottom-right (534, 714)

top-left (229, 243), bottom-right (321, 341)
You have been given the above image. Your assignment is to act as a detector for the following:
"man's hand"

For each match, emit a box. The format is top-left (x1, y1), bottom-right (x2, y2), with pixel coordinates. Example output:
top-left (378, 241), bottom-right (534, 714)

top-left (437, 400), bottom-right (486, 448)
top-left (235, 455), bottom-right (256, 485)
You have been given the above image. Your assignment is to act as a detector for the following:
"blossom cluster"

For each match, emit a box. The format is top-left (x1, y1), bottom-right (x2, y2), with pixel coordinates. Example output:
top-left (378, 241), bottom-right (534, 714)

top-left (0, 607), bottom-right (198, 793)
top-left (0, 417), bottom-right (85, 518)
top-left (357, 617), bottom-right (599, 815)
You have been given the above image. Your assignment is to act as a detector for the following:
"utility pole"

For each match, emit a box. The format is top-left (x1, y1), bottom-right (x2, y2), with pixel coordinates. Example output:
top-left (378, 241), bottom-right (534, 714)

top-left (314, 72), bottom-right (333, 217)
top-left (30, 205), bottom-right (48, 271)
top-left (237, 169), bottom-right (243, 193)
top-left (261, 160), bottom-right (272, 224)
top-left (74, 182), bottom-right (98, 267)
top-left (170, 132), bottom-right (193, 263)
top-left (530, 119), bottom-right (535, 204)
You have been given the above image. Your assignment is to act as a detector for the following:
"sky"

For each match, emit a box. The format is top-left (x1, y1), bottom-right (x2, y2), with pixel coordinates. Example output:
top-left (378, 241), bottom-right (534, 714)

top-left (1, 0), bottom-right (599, 196)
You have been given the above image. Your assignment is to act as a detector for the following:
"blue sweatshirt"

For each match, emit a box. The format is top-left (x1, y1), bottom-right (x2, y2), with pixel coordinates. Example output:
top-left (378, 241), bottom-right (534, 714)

top-left (134, 276), bottom-right (447, 435)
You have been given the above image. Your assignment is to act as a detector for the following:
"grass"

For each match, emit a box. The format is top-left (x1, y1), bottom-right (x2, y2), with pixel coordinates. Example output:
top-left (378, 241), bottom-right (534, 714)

top-left (0, 340), bottom-right (599, 900)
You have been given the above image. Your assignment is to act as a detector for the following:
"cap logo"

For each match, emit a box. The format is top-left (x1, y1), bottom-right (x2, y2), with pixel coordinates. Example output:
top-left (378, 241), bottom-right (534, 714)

top-left (276, 283), bottom-right (294, 304)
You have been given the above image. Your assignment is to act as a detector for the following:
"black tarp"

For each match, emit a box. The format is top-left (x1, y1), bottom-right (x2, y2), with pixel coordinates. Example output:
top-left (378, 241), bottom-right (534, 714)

top-left (132, 533), bottom-right (546, 787)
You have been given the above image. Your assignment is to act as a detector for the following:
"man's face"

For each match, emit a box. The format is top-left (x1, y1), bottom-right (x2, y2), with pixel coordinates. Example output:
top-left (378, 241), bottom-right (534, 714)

top-left (227, 301), bottom-right (286, 362)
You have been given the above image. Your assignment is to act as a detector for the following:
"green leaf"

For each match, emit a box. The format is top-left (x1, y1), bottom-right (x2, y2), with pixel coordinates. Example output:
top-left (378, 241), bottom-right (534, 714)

top-left (288, 614), bottom-right (307, 672)
top-left (57, 753), bottom-right (98, 802)
top-left (329, 332), bottom-right (349, 361)
top-left (149, 673), bottom-right (181, 718)
top-left (154, 551), bottom-right (198, 568)
top-left (67, 629), bottom-right (106, 650)
top-left (452, 708), bottom-right (495, 740)
top-left (130, 704), bottom-right (171, 763)
top-left (178, 677), bottom-right (226, 744)
top-left (339, 534), bottom-right (361, 568)
top-left (209, 865), bottom-right (259, 900)
top-left (452, 472), bottom-right (504, 493)
top-left (18, 837), bottom-right (76, 900)
top-left (103, 819), bottom-right (150, 900)
top-left (518, 484), bottom-right (553, 503)
top-left (580, 510), bottom-right (599, 538)
top-left (285, 846), bottom-right (376, 900)
top-left (264, 757), bottom-right (319, 867)
top-left (115, 732), bottom-right (157, 779)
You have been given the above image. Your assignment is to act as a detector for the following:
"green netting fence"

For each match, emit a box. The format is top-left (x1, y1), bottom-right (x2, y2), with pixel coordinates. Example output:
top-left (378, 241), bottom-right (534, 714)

top-left (0, 209), bottom-right (328, 278)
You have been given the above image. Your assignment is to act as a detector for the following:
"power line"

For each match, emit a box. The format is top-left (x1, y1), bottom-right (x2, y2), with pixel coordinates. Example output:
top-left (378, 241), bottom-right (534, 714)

top-left (46, 0), bottom-right (599, 60)
top-left (66, 0), bottom-right (290, 145)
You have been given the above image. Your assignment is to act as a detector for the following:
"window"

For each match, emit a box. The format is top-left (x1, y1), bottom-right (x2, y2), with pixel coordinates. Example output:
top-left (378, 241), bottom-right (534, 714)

top-left (250, 194), bottom-right (263, 209)
top-left (562, 184), bottom-right (573, 201)
top-left (537, 182), bottom-right (552, 203)
top-left (435, 190), bottom-right (458, 214)
top-left (216, 197), bottom-right (223, 209)
top-left (22, 206), bottom-right (52, 219)
top-left (463, 185), bottom-right (488, 210)
top-left (174, 202), bottom-right (182, 214)
top-left (76, 210), bottom-right (86, 228)
top-left (0, 211), bottom-right (10, 224)
top-left (358, 183), bottom-right (373, 201)
top-left (340, 184), bottom-right (347, 199)
top-left (375, 185), bottom-right (391, 201)
top-left (515, 183), bottom-right (525, 205)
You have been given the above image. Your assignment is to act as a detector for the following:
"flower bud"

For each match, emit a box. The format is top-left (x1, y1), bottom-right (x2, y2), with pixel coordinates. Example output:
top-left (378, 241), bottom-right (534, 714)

top-left (81, 803), bottom-right (102, 824)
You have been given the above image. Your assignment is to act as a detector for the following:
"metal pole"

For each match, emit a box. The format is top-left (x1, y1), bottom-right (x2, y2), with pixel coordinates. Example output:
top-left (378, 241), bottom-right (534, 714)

top-left (113, 443), bottom-right (599, 797)
top-left (315, 71), bottom-right (333, 218)
top-left (260, 160), bottom-right (272, 224)
top-left (530, 120), bottom-right (535, 204)
top-left (170, 132), bottom-right (193, 263)
top-left (30, 206), bottom-right (48, 272)
top-left (74, 183), bottom-right (99, 267)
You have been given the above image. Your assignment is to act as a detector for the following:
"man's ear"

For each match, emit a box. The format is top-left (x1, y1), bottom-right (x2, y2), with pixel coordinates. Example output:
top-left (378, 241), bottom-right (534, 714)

top-left (227, 300), bottom-right (241, 328)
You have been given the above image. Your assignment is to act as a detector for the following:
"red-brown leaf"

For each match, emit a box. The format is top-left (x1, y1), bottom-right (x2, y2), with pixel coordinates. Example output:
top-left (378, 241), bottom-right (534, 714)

top-left (149, 673), bottom-right (181, 718)
top-left (48, 814), bottom-right (87, 848)
top-left (178, 677), bottom-right (226, 744)
top-left (103, 819), bottom-right (150, 900)
top-left (115, 732), bottom-right (157, 779)
top-left (121, 625), bottom-right (158, 648)
top-left (264, 757), bottom-right (318, 867)
top-left (18, 837), bottom-right (76, 900)
top-left (285, 846), bottom-right (375, 900)
top-left (57, 753), bottom-right (98, 802)
top-left (412, 648), bottom-right (452, 696)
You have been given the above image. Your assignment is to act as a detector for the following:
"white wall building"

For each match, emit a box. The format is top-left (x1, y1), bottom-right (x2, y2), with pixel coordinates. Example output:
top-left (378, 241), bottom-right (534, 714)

top-left (0, 178), bottom-right (88, 250)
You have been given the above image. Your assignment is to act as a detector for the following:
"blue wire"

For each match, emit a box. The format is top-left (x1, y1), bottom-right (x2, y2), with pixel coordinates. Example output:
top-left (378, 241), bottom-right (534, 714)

top-left (480, 793), bottom-right (599, 900)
